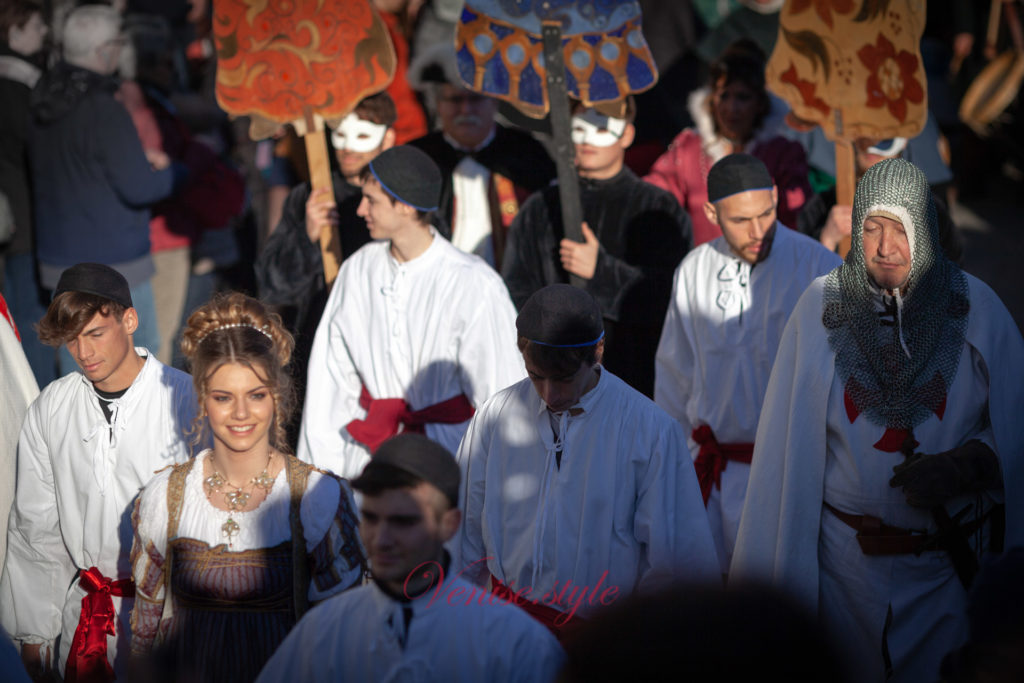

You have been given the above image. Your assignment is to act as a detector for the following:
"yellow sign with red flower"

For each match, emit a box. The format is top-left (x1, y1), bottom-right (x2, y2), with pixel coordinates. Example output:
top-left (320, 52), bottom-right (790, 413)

top-left (767, 0), bottom-right (927, 141)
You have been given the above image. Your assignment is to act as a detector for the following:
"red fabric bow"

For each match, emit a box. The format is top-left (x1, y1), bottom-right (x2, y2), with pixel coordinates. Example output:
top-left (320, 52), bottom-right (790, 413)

top-left (65, 568), bottom-right (135, 683)
top-left (692, 425), bottom-right (754, 506)
top-left (346, 385), bottom-right (475, 453)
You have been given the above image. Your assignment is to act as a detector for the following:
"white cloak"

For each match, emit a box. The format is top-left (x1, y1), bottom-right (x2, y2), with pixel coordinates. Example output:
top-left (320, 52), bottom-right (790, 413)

top-left (731, 275), bottom-right (1024, 682)
top-left (0, 306), bottom-right (39, 575)
top-left (452, 370), bottom-right (720, 616)
top-left (298, 234), bottom-right (525, 478)
top-left (655, 225), bottom-right (840, 571)
top-left (256, 573), bottom-right (565, 683)
top-left (0, 351), bottom-right (195, 676)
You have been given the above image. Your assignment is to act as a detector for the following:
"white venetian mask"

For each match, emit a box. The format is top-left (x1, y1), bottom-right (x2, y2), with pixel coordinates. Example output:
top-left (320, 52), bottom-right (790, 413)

top-left (331, 113), bottom-right (388, 153)
top-left (570, 109), bottom-right (627, 148)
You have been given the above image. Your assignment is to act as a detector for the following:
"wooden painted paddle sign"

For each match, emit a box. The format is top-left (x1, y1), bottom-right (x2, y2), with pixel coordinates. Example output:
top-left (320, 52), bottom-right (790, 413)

top-left (212, 0), bottom-right (396, 286)
top-left (455, 1), bottom-right (659, 288)
top-left (767, 0), bottom-right (928, 257)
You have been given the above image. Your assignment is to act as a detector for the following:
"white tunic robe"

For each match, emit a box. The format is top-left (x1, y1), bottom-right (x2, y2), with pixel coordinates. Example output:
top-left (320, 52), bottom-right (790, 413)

top-left (654, 226), bottom-right (840, 571)
top-left (452, 370), bottom-right (720, 617)
top-left (0, 351), bottom-right (195, 676)
top-left (731, 275), bottom-right (1024, 683)
top-left (298, 234), bottom-right (525, 478)
top-left (256, 573), bottom-right (565, 683)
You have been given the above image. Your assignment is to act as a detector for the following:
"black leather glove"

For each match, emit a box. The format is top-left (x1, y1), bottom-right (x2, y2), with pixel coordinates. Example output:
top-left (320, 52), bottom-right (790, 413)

top-left (889, 440), bottom-right (1002, 508)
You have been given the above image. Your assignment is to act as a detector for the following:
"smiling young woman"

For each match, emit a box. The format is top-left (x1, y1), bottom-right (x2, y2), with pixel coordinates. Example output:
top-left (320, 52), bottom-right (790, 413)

top-left (127, 292), bottom-right (365, 681)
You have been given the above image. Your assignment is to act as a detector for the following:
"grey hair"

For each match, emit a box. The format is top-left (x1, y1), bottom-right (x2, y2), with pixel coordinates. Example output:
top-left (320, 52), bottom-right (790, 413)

top-left (62, 5), bottom-right (121, 65)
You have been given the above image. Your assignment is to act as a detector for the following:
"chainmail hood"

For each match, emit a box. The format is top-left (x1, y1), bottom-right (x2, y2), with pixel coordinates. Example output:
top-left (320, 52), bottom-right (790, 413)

top-left (823, 158), bottom-right (969, 432)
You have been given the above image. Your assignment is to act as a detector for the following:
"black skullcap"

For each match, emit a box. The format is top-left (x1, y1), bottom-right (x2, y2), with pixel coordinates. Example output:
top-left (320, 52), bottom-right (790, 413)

top-left (354, 433), bottom-right (461, 507)
top-left (516, 284), bottom-right (604, 348)
top-left (707, 153), bottom-right (774, 203)
top-left (368, 145), bottom-right (441, 212)
top-left (54, 263), bottom-right (133, 309)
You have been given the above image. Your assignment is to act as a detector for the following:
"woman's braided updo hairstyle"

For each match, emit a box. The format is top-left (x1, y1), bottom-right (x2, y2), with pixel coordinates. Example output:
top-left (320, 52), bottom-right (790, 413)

top-left (181, 292), bottom-right (295, 453)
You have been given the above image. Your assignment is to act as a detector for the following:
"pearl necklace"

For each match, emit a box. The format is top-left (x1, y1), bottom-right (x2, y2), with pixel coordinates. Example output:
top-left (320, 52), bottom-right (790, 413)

top-left (203, 452), bottom-right (276, 546)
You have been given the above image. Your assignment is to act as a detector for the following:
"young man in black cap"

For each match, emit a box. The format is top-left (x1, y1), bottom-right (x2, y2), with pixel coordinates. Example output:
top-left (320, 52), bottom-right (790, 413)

top-left (258, 433), bottom-right (564, 682)
top-left (256, 93), bottom-right (398, 444)
top-left (452, 284), bottom-right (718, 637)
top-left (654, 153), bottom-right (840, 574)
top-left (0, 263), bottom-right (195, 680)
top-left (501, 97), bottom-right (692, 397)
top-left (297, 145), bottom-right (524, 479)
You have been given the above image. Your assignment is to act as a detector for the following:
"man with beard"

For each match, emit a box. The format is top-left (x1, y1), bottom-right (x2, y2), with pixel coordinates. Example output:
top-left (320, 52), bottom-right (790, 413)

top-left (655, 154), bottom-right (840, 574)
top-left (731, 159), bottom-right (1024, 682)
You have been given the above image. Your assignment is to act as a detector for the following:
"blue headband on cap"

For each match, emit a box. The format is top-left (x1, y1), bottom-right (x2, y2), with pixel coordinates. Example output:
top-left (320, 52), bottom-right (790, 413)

top-left (369, 162), bottom-right (440, 213)
top-left (528, 330), bottom-right (605, 348)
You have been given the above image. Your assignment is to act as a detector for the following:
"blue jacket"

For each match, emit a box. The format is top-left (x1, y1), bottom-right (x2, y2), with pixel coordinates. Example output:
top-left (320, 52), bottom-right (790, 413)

top-left (28, 62), bottom-right (172, 273)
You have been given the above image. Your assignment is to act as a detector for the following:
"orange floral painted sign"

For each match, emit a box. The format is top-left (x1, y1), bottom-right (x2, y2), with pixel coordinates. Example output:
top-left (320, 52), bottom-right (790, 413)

top-left (766, 0), bottom-right (927, 141)
top-left (213, 0), bottom-right (396, 138)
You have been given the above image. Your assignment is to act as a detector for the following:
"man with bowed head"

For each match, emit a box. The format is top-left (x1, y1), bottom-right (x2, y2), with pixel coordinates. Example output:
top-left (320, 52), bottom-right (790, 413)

top-left (298, 145), bottom-right (524, 478)
top-left (731, 158), bottom-right (1024, 682)
top-left (453, 284), bottom-right (719, 637)
top-left (1, 263), bottom-right (195, 680)
top-left (258, 433), bottom-right (564, 682)
top-left (655, 153), bottom-right (840, 574)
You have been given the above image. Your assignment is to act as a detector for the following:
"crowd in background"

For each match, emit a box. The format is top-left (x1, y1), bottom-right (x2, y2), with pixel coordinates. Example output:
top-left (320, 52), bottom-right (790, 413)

top-left (2, 1), bottom-right (1024, 682)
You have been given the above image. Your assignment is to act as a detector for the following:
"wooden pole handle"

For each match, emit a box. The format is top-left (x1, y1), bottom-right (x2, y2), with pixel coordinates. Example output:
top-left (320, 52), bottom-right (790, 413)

top-left (835, 138), bottom-right (856, 259)
top-left (302, 107), bottom-right (342, 287)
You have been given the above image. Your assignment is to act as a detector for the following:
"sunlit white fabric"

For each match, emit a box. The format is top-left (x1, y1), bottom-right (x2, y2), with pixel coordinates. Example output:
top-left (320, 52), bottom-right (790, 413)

top-left (452, 370), bottom-right (719, 616)
top-left (0, 351), bottom-right (194, 677)
top-left (297, 235), bottom-right (525, 478)
top-left (654, 225), bottom-right (840, 571)
top-left (256, 574), bottom-right (564, 683)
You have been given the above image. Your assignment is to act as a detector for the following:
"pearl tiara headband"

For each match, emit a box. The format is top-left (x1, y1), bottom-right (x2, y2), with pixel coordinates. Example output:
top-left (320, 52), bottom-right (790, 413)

top-left (198, 322), bottom-right (273, 344)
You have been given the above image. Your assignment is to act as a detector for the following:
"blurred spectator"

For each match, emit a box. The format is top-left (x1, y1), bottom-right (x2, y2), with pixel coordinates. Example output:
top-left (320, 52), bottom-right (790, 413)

top-left (695, 0), bottom-right (782, 67)
top-left (119, 13), bottom-right (244, 365)
top-left (27, 4), bottom-right (176, 371)
top-left (372, 0), bottom-right (428, 144)
top-left (1, 0), bottom-right (53, 387)
top-left (645, 40), bottom-right (810, 245)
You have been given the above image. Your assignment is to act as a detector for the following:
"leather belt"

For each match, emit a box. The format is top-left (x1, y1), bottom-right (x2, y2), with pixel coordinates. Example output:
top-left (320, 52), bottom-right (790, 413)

top-left (823, 502), bottom-right (931, 555)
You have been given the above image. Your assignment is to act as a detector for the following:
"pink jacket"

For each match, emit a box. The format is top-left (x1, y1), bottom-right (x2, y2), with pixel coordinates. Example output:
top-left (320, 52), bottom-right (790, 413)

top-left (644, 91), bottom-right (810, 246)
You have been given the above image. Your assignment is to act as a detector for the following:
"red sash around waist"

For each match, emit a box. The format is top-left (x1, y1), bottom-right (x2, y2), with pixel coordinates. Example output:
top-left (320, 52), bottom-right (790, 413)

top-left (490, 575), bottom-right (584, 643)
top-left (345, 385), bottom-right (475, 453)
top-left (692, 425), bottom-right (754, 506)
top-left (65, 567), bottom-right (134, 683)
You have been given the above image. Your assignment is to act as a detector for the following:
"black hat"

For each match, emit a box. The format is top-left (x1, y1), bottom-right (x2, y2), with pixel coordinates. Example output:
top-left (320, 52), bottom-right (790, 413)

top-left (707, 153), bottom-right (773, 203)
top-left (516, 284), bottom-right (604, 348)
top-left (353, 433), bottom-right (461, 507)
top-left (54, 263), bottom-right (133, 309)
top-left (368, 146), bottom-right (442, 212)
